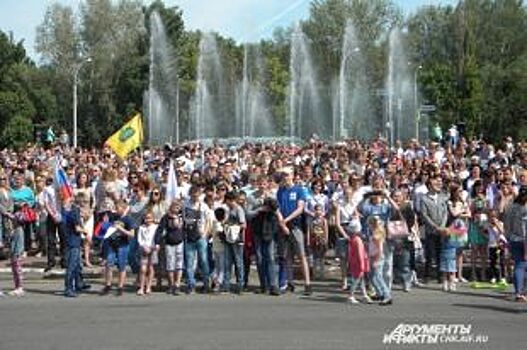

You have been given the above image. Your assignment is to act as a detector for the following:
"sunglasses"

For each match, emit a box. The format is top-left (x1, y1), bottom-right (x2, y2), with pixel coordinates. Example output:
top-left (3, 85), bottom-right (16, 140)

top-left (153, 192), bottom-right (160, 195)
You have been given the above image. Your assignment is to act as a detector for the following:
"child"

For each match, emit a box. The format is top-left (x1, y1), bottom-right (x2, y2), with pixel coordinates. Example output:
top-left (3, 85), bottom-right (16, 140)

top-left (308, 204), bottom-right (328, 280)
top-left (211, 207), bottom-right (227, 293)
top-left (158, 200), bottom-right (185, 295)
top-left (62, 194), bottom-right (87, 298)
top-left (486, 210), bottom-right (507, 284)
top-left (440, 225), bottom-right (458, 292)
top-left (347, 220), bottom-right (372, 304)
top-left (137, 211), bottom-right (159, 295)
top-left (367, 216), bottom-right (392, 305)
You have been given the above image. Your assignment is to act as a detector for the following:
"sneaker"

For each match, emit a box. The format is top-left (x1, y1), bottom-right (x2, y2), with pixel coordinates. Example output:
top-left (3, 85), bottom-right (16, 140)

top-left (348, 296), bottom-right (359, 304)
top-left (453, 277), bottom-right (459, 283)
top-left (449, 283), bottom-right (457, 292)
top-left (379, 298), bottom-right (393, 306)
top-left (403, 286), bottom-right (411, 293)
top-left (100, 286), bottom-right (111, 296)
top-left (186, 286), bottom-right (195, 295)
top-left (287, 283), bottom-right (295, 293)
top-left (303, 284), bottom-right (313, 296)
top-left (459, 277), bottom-right (468, 283)
top-left (515, 295), bottom-right (527, 302)
top-left (490, 278), bottom-right (497, 284)
top-left (279, 284), bottom-right (288, 294)
top-left (136, 289), bottom-right (144, 296)
top-left (0, 290), bottom-right (5, 298)
top-left (9, 288), bottom-right (25, 297)
top-left (270, 287), bottom-right (281, 296)
top-left (64, 291), bottom-right (78, 298)
top-left (172, 286), bottom-right (180, 296)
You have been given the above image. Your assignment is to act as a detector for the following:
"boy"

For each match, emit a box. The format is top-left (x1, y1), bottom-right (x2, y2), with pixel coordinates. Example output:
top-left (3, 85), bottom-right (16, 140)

top-left (101, 200), bottom-right (136, 296)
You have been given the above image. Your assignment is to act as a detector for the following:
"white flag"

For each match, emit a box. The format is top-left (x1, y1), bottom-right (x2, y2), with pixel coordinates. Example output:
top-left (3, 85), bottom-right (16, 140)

top-left (165, 159), bottom-right (178, 205)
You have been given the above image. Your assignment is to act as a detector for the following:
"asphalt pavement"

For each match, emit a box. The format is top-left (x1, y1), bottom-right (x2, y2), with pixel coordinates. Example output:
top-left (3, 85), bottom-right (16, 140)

top-left (0, 277), bottom-right (525, 350)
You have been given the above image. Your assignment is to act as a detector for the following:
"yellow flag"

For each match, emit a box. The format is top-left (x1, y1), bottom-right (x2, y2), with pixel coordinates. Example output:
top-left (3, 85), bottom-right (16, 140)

top-left (106, 113), bottom-right (143, 159)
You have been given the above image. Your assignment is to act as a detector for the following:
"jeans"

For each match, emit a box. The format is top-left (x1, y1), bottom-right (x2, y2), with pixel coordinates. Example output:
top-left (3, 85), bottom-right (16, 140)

top-left (212, 250), bottom-right (225, 286)
top-left (185, 238), bottom-right (209, 289)
top-left (393, 241), bottom-right (412, 289)
top-left (65, 247), bottom-right (81, 294)
top-left (223, 243), bottom-right (244, 290)
top-left (254, 237), bottom-right (278, 291)
top-left (0, 215), bottom-right (4, 246)
top-left (424, 234), bottom-right (442, 281)
top-left (510, 241), bottom-right (526, 296)
top-left (371, 260), bottom-right (391, 299)
top-left (383, 240), bottom-right (395, 290)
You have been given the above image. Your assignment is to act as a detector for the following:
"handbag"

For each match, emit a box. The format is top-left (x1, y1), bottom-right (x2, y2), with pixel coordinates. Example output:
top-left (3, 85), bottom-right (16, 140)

top-left (387, 220), bottom-right (409, 239)
top-left (446, 218), bottom-right (468, 249)
top-left (225, 224), bottom-right (241, 244)
top-left (18, 204), bottom-right (37, 224)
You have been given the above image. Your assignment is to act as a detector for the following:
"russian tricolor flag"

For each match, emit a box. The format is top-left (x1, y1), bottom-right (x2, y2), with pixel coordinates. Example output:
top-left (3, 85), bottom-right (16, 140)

top-left (54, 157), bottom-right (73, 201)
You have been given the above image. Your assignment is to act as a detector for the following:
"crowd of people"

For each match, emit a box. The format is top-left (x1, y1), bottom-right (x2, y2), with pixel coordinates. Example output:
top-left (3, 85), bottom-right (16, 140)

top-left (0, 134), bottom-right (526, 305)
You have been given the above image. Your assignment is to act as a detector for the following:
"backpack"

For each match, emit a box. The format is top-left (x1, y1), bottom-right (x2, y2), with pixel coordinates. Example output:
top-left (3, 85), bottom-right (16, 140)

top-left (183, 205), bottom-right (202, 242)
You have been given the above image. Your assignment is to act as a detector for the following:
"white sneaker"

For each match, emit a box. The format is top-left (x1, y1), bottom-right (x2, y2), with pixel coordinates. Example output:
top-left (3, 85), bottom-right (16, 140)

top-left (9, 288), bottom-right (25, 297)
top-left (449, 283), bottom-right (456, 291)
top-left (0, 290), bottom-right (5, 298)
top-left (453, 277), bottom-right (459, 283)
top-left (490, 278), bottom-right (497, 284)
top-left (442, 281), bottom-right (449, 292)
top-left (348, 296), bottom-right (359, 304)
top-left (459, 277), bottom-right (468, 283)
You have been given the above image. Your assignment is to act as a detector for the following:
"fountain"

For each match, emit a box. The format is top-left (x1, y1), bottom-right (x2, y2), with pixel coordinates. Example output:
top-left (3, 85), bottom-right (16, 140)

top-left (235, 44), bottom-right (274, 138)
top-left (338, 19), bottom-right (373, 140)
top-left (288, 24), bottom-right (323, 140)
top-left (386, 28), bottom-right (414, 144)
top-left (146, 11), bottom-right (179, 145)
top-left (192, 32), bottom-right (226, 139)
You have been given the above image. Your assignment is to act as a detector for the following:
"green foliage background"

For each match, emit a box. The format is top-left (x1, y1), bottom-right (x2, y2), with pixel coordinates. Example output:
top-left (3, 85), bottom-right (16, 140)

top-left (0, 0), bottom-right (525, 147)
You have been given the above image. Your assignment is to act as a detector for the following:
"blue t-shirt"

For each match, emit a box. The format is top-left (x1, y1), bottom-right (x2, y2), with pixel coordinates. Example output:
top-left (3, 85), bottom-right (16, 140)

top-left (61, 206), bottom-right (82, 248)
top-left (112, 215), bottom-right (137, 246)
top-left (277, 185), bottom-right (306, 227)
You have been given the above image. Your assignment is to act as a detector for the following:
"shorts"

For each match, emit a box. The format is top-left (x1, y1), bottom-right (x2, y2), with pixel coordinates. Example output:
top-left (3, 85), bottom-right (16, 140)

top-left (279, 227), bottom-right (305, 257)
top-left (106, 245), bottom-right (129, 272)
top-left (139, 246), bottom-right (159, 266)
top-left (440, 246), bottom-right (457, 273)
top-left (165, 243), bottom-right (184, 272)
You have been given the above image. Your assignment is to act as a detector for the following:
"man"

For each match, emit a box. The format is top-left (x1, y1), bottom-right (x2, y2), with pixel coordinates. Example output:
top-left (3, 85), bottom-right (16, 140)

top-left (101, 200), bottom-right (136, 296)
top-left (276, 168), bottom-right (312, 295)
top-left (419, 174), bottom-right (449, 283)
top-left (183, 185), bottom-right (211, 294)
top-left (222, 191), bottom-right (246, 294)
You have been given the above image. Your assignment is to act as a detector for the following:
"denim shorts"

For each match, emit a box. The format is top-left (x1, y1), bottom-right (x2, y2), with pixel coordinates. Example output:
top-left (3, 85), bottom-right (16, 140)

top-left (106, 245), bottom-right (129, 272)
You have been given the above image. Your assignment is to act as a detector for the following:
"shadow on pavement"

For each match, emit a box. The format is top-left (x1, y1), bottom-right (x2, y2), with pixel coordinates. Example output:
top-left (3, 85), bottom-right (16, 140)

top-left (452, 303), bottom-right (527, 314)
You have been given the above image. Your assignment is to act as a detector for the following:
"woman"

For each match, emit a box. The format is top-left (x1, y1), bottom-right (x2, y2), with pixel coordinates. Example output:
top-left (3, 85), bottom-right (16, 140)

top-left (448, 182), bottom-right (471, 283)
top-left (390, 189), bottom-right (416, 292)
top-left (0, 173), bottom-right (12, 253)
top-left (10, 169), bottom-right (35, 256)
top-left (503, 187), bottom-right (527, 302)
top-left (148, 186), bottom-right (168, 290)
top-left (34, 175), bottom-right (48, 257)
top-left (334, 187), bottom-right (360, 290)
top-left (75, 171), bottom-right (94, 266)
top-left (469, 180), bottom-right (488, 281)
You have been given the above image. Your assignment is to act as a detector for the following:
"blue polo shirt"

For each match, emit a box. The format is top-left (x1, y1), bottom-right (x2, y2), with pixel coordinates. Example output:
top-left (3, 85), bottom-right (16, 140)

top-left (277, 185), bottom-right (306, 227)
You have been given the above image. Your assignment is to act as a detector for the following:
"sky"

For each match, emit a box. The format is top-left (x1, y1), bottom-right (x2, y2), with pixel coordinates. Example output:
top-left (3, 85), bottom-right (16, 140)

top-left (0, 0), bottom-right (456, 61)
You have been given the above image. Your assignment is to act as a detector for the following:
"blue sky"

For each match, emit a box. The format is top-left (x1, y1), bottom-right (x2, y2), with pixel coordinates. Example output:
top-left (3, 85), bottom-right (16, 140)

top-left (0, 0), bottom-right (456, 60)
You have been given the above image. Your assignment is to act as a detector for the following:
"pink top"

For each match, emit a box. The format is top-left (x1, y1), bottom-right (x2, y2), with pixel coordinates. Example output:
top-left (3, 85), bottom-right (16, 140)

top-left (348, 235), bottom-right (370, 278)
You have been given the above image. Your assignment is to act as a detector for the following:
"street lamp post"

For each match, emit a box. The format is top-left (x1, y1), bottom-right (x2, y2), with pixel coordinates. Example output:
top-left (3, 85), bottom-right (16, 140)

top-left (72, 57), bottom-right (92, 148)
top-left (414, 65), bottom-right (422, 142)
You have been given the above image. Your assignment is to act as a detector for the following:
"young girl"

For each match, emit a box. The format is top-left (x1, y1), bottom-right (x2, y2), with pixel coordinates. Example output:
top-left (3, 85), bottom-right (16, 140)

top-left (308, 204), bottom-right (328, 280)
top-left (440, 225), bottom-right (458, 292)
top-left (469, 181), bottom-right (489, 281)
top-left (486, 209), bottom-right (507, 284)
top-left (137, 211), bottom-right (159, 295)
top-left (347, 220), bottom-right (372, 304)
top-left (368, 216), bottom-right (391, 305)
top-left (212, 207), bottom-right (227, 293)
